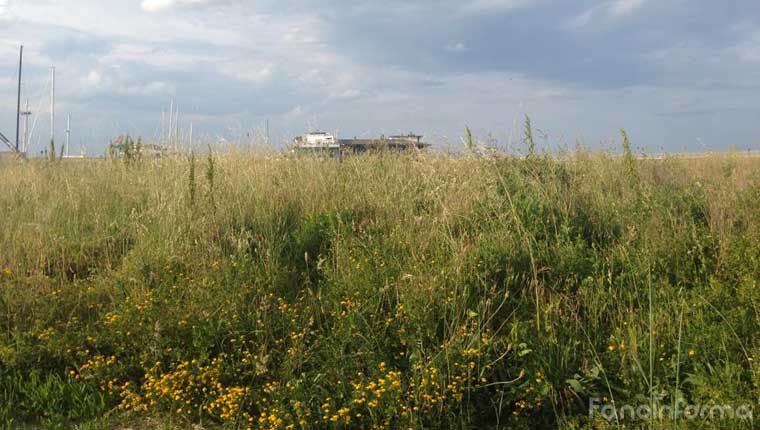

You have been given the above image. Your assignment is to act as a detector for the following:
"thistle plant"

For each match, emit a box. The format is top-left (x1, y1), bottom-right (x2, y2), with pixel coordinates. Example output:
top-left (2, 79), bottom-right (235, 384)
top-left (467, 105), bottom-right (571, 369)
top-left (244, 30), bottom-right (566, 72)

top-left (523, 115), bottom-right (535, 157)
top-left (205, 144), bottom-right (216, 211)
top-left (464, 125), bottom-right (474, 153)
top-left (48, 138), bottom-right (55, 162)
top-left (188, 150), bottom-right (196, 209)
top-left (620, 129), bottom-right (638, 182)
top-left (136, 137), bottom-right (143, 162)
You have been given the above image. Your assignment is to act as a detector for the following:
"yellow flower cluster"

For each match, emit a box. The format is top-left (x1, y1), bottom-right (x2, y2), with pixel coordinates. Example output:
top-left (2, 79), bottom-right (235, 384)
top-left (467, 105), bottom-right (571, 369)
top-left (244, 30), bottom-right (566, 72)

top-left (512, 372), bottom-right (545, 416)
top-left (288, 399), bottom-right (312, 427)
top-left (277, 298), bottom-right (290, 312)
top-left (78, 354), bottom-right (117, 376)
top-left (408, 366), bottom-right (445, 412)
top-left (462, 347), bottom-right (480, 357)
top-left (349, 363), bottom-right (404, 415)
top-left (257, 407), bottom-right (285, 430)
top-left (132, 290), bottom-right (155, 313)
top-left (320, 398), bottom-right (353, 427)
top-left (37, 327), bottom-right (55, 341)
top-left (206, 386), bottom-right (249, 421)
top-left (103, 313), bottom-right (120, 325)
top-left (119, 358), bottom-right (253, 426)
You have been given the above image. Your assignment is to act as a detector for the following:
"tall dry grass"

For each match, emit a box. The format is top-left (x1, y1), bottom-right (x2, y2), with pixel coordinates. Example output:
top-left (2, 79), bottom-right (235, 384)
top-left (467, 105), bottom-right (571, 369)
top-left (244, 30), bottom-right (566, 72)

top-left (0, 149), bottom-right (759, 429)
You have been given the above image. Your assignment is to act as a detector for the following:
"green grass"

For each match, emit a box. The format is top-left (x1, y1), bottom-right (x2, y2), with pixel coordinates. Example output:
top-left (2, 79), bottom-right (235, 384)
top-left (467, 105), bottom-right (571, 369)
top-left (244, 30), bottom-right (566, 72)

top-left (1, 149), bottom-right (759, 429)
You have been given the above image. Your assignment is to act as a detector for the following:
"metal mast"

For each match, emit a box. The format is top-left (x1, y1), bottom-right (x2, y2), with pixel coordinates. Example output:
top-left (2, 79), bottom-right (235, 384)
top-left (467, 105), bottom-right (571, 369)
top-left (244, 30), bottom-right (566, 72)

top-left (161, 110), bottom-right (166, 144)
top-left (168, 98), bottom-right (174, 147)
top-left (15, 45), bottom-right (23, 152)
top-left (65, 114), bottom-right (71, 157)
top-left (174, 105), bottom-right (179, 152)
top-left (21, 100), bottom-right (31, 154)
top-left (50, 67), bottom-right (56, 148)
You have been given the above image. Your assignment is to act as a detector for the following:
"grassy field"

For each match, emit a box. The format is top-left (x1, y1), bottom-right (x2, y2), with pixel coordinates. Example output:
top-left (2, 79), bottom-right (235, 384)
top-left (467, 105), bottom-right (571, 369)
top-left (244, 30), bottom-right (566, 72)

top-left (1, 146), bottom-right (759, 429)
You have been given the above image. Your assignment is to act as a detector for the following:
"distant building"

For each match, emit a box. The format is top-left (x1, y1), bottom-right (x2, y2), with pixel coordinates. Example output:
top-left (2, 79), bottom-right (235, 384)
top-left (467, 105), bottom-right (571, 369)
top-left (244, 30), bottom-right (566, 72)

top-left (294, 132), bottom-right (429, 156)
top-left (340, 133), bottom-right (428, 154)
top-left (294, 132), bottom-right (339, 149)
top-left (108, 135), bottom-right (170, 159)
top-left (389, 133), bottom-right (425, 144)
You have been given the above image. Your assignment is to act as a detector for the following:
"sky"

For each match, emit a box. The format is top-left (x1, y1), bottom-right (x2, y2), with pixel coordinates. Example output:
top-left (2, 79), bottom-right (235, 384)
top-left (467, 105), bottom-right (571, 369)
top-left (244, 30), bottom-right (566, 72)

top-left (0, 0), bottom-right (759, 155)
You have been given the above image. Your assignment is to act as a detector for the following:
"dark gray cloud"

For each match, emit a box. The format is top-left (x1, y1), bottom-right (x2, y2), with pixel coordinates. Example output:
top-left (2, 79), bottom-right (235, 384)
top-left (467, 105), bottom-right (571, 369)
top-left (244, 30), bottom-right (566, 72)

top-left (0, 0), bottom-right (759, 154)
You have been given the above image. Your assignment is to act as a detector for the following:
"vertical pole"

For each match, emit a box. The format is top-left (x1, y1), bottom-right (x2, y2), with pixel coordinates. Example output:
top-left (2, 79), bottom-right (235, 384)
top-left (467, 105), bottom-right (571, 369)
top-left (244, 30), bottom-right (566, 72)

top-left (23, 100), bottom-right (30, 154)
top-left (50, 67), bottom-right (55, 146)
top-left (15, 45), bottom-right (23, 152)
top-left (189, 121), bottom-right (193, 149)
top-left (66, 114), bottom-right (71, 157)
top-left (168, 99), bottom-right (174, 148)
top-left (175, 105), bottom-right (179, 152)
top-left (161, 110), bottom-right (165, 145)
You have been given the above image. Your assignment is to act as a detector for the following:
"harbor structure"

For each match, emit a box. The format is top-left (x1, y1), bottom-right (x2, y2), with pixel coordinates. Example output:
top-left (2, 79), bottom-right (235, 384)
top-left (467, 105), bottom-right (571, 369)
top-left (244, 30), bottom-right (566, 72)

top-left (294, 131), bottom-right (429, 155)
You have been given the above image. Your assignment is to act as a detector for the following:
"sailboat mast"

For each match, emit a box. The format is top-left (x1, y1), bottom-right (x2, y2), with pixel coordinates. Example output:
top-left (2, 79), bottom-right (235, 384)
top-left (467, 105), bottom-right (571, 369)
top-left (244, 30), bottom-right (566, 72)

top-left (174, 105), bottom-right (179, 152)
top-left (161, 110), bottom-right (166, 144)
top-left (50, 67), bottom-right (55, 147)
top-left (22, 100), bottom-right (30, 154)
top-left (15, 45), bottom-right (23, 152)
top-left (168, 99), bottom-right (174, 147)
top-left (65, 114), bottom-right (71, 157)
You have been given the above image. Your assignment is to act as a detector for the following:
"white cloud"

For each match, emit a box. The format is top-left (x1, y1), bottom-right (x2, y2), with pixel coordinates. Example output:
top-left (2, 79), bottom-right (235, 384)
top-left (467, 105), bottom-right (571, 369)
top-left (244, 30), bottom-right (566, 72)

top-left (609, 0), bottom-right (645, 17)
top-left (284, 105), bottom-right (308, 120)
top-left (335, 88), bottom-right (361, 99)
top-left (140, 0), bottom-right (215, 13)
top-left (282, 26), bottom-right (320, 45)
top-left (221, 61), bottom-right (275, 84)
top-left (100, 44), bottom-right (216, 68)
top-left (0, 0), bottom-right (11, 22)
top-left (463, 0), bottom-right (538, 13)
top-left (570, 0), bottom-right (647, 28)
top-left (298, 69), bottom-right (325, 86)
top-left (78, 66), bottom-right (175, 98)
top-left (445, 42), bottom-right (468, 53)
top-left (9, 1), bottom-right (242, 45)
top-left (730, 31), bottom-right (760, 63)
top-left (118, 81), bottom-right (174, 96)
top-left (81, 69), bottom-right (106, 88)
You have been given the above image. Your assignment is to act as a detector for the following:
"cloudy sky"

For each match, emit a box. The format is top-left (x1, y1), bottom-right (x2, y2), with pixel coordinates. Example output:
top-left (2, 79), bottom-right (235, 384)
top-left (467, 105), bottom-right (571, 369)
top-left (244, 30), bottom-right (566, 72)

top-left (0, 0), bottom-right (759, 155)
